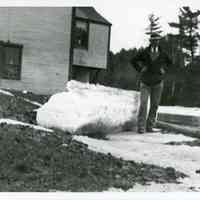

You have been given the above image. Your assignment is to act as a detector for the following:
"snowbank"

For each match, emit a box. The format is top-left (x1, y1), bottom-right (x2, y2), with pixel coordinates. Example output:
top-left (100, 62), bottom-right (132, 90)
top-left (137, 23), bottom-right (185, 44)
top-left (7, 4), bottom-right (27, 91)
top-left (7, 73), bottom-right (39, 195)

top-left (158, 106), bottom-right (200, 127)
top-left (37, 81), bottom-right (139, 135)
top-left (0, 89), bottom-right (14, 96)
top-left (0, 118), bottom-right (53, 132)
top-left (158, 106), bottom-right (200, 117)
top-left (74, 132), bottom-right (200, 191)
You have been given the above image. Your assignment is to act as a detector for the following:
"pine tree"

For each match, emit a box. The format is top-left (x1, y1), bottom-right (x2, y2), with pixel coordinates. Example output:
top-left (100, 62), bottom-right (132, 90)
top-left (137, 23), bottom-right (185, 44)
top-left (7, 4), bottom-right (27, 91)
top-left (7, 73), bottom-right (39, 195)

top-left (169, 7), bottom-right (200, 106)
top-left (169, 6), bottom-right (200, 66)
top-left (145, 13), bottom-right (162, 42)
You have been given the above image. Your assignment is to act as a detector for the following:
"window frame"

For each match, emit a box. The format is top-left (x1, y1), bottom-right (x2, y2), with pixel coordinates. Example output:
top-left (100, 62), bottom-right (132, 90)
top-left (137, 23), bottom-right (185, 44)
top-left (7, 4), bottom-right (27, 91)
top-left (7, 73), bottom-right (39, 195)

top-left (73, 18), bottom-right (90, 50)
top-left (0, 41), bottom-right (23, 80)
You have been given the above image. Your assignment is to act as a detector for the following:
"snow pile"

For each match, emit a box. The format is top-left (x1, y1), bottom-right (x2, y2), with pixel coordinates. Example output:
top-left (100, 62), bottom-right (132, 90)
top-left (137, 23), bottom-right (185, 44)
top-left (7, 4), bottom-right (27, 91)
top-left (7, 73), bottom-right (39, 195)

top-left (74, 132), bottom-right (200, 192)
top-left (0, 118), bottom-right (53, 132)
top-left (159, 106), bottom-right (200, 117)
top-left (23, 98), bottom-right (42, 107)
top-left (0, 89), bottom-right (14, 96)
top-left (36, 80), bottom-right (139, 135)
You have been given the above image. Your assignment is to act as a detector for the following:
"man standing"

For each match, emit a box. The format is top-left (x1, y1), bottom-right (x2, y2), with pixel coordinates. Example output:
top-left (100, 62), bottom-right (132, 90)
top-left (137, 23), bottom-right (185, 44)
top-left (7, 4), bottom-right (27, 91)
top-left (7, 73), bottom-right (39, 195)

top-left (131, 38), bottom-right (171, 133)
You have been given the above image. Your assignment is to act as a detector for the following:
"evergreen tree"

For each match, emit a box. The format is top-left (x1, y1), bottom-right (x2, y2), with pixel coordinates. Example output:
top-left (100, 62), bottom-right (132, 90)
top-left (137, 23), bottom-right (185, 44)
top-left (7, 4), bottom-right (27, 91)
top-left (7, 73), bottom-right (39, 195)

top-left (169, 7), bottom-right (200, 106)
top-left (159, 34), bottom-right (185, 105)
top-left (169, 6), bottom-right (200, 66)
top-left (145, 13), bottom-right (162, 42)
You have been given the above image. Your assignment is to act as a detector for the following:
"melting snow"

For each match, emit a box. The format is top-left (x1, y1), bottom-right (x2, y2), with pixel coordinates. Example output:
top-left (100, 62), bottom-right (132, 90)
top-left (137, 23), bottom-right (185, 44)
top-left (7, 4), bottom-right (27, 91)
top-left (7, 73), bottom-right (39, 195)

top-left (37, 81), bottom-right (200, 135)
top-left (23, 98), bottom-right (42, 107)
top-left (35, 81), bottom-right (200, 191)
top-left (37, 81), bottom-right (139, 134)
top-left (159, 106), bottom-right (200, 117)
top-left (0, 89), bottom-right (14, 96)
top-left (0, 118), bottom-right (53, 132)
top-left (74, 132), bottom-right (200, 192)
top-left (0, 88), bottom-right (42, 107)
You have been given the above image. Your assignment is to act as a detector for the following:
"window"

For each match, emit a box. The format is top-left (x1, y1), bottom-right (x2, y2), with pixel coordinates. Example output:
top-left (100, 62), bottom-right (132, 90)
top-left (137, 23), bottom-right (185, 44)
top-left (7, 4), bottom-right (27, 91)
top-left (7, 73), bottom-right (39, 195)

top-left (0, 41), bottom-right (23, 80)
top-left (74, 19), bottom-right (89, 49)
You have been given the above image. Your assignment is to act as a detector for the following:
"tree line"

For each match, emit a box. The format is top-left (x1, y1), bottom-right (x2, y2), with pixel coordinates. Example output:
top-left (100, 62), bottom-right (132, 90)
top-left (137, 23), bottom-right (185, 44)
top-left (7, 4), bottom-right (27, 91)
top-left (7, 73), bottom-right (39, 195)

top-left (93, 6), bottom-right (200, 107)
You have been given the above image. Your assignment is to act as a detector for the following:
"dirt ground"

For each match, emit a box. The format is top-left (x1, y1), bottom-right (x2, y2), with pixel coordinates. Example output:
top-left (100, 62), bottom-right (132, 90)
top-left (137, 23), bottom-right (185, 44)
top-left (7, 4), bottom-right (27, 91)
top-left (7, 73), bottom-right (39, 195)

top-left (0, 89), bottom-right (187, 191)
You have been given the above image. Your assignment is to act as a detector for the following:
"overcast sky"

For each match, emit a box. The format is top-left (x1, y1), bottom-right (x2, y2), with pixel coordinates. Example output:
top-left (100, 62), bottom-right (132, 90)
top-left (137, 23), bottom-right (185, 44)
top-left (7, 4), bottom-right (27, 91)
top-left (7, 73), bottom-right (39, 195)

top-left (1, 0), bottom-right (200, 53)
top-left (91, 0), bottom-right (200, 53)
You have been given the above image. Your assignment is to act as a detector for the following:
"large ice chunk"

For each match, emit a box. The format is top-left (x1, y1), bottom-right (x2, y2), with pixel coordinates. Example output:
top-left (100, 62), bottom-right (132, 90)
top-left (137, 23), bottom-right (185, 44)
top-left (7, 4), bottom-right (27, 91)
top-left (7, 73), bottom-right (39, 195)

top-left (37, 81), bottom-right (139, 135)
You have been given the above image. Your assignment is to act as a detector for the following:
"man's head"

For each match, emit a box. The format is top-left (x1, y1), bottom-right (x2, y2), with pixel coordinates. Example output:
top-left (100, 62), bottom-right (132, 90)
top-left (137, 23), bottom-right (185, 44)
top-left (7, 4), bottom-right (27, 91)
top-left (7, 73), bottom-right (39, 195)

top-left (149, 33), bottom-right (161, 45)
top-left (149, 37), bottom-right (161, 54)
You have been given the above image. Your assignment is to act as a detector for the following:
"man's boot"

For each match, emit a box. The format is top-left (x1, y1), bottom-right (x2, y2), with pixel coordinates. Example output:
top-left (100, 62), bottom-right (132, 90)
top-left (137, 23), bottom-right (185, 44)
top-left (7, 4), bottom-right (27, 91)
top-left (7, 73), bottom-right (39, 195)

top-left (146, 127), bottom-right (161, 133)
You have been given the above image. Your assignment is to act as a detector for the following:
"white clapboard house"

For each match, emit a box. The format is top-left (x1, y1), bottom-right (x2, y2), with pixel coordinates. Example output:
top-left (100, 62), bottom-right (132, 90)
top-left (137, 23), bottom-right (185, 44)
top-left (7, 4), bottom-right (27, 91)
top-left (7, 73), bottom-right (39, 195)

top-left (0, 7), bottom-right (111, 94)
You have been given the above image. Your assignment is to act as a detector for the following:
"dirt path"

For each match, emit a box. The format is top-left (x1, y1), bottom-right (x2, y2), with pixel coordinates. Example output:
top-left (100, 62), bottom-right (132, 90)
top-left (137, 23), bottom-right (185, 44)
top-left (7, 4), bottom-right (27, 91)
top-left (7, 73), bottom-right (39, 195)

top-left (74, 132), bottom-right (200, 192)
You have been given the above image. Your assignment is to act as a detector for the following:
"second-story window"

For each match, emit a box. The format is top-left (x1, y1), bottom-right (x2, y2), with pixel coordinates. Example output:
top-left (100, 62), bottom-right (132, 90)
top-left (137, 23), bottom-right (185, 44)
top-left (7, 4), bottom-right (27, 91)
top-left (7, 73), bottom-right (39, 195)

top-left (74, 19), bottom-right (89, 49)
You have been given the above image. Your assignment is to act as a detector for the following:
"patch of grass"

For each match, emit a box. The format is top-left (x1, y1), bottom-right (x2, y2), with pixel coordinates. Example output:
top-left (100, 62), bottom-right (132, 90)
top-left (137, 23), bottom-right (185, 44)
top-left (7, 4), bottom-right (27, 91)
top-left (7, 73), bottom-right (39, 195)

top-left (0, 89), bottom-right (49, 124)
top-left (5, 89), bottom-right (50, 105)
top-left (0, 123), bottom-right (186, 192)
top-left (166, 140), bottom-right (200, 147)
top-left (76, 121), bottom-right (112, 139)
top-left (0, 89), bottom-right (188, 191)
top-left (0, 93), bottom-right (38, 124)
top-left (121, 119), bottom-right (137, 132)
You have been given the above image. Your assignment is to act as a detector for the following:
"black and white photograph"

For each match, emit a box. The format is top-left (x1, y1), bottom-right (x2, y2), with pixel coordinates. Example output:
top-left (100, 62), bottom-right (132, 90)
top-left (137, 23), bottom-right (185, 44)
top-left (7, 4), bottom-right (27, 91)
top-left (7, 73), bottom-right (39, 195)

top-left (0, 0), bottom-right (200, 199)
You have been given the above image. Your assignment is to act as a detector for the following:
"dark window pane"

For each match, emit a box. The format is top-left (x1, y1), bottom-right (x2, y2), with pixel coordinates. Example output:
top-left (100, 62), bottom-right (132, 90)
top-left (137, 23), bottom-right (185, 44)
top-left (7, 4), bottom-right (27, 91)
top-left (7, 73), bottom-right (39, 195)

top-left (76, 20), bottom-right (87, 30)
top-left (74, 20), bottom-right (89, 49)
top-left (2, 65), bottom-right (20, 80)
top-left (0, 43), bottom-right (22, 80)
top-left (5, 46), bottom-right (20, 65)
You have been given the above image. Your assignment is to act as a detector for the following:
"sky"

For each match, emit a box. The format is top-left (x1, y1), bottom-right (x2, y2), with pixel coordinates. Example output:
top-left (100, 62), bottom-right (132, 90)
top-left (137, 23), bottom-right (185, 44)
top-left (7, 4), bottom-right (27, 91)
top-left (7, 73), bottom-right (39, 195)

top-left (1, 0), bottom-right (200, 53)
top-left (92, 0), bottom-right (200, 53)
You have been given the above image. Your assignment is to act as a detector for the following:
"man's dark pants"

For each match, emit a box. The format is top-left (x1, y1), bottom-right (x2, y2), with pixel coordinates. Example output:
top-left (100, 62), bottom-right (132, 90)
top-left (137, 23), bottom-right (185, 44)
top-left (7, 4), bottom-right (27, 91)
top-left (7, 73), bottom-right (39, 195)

top-left (138, 81), bottom-right (163, 132)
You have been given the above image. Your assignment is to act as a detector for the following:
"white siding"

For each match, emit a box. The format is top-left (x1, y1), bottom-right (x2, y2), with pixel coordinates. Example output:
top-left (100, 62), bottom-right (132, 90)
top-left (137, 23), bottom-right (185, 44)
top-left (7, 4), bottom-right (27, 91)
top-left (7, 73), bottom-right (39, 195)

top-left (0, 7), bottom-right (72, 94)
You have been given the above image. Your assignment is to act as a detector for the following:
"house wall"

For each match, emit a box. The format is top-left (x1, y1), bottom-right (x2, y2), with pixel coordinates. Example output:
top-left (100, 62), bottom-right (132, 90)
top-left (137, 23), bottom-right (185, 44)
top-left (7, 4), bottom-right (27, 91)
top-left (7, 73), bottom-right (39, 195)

top-left (0, 7), bottom-right (72, 94)
top-left (73, 23), bottom-right (109, 69)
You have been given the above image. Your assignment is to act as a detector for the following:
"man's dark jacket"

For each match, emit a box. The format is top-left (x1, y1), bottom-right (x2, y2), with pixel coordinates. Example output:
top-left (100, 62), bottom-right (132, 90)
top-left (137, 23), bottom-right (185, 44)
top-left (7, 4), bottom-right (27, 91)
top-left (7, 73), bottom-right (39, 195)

top-left (130, 47), bottom-right (172, 86)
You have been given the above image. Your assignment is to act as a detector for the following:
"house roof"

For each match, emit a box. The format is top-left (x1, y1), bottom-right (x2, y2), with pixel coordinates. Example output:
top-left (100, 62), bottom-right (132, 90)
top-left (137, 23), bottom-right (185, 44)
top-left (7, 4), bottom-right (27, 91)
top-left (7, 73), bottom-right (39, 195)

top-left (75, 7), bottom-right (112, 26)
